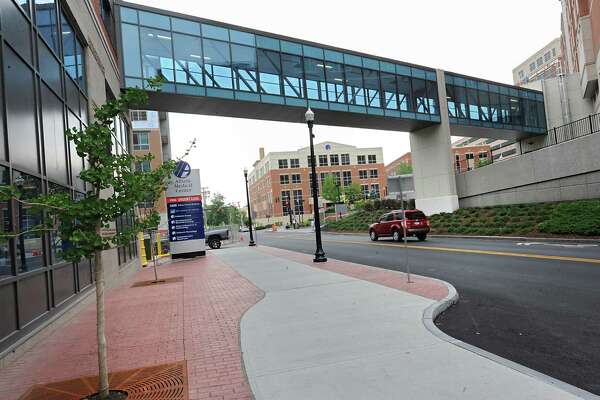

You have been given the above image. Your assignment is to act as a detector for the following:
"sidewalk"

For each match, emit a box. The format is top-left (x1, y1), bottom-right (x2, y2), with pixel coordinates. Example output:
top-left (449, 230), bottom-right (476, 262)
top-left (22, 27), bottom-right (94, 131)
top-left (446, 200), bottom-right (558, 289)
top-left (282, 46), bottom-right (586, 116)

top-left (0, 245), bottom-right (595, 400)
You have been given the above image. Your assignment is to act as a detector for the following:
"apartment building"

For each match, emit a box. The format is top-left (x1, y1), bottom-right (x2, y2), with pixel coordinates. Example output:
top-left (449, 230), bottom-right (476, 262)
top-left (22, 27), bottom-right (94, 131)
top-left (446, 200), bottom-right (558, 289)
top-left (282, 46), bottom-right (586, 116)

top-left (248, 143), bottom-right (386, 224)
top-left (130, 110), bottom-right (172, 236)
top-left (513, 38), bottom-right (563, 87)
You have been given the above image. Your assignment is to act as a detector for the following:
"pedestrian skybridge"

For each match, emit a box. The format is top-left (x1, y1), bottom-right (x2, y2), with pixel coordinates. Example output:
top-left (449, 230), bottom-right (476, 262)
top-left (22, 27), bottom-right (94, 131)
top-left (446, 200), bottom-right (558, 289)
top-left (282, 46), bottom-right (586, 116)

top-left (116, 2), bottom-right (547, 139)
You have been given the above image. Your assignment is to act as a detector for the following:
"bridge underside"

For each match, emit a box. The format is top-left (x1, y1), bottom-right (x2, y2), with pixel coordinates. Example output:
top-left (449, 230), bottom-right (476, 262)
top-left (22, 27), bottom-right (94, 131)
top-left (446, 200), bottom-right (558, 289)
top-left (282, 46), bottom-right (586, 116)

top-left (146, 91), bottom-right (436, 132)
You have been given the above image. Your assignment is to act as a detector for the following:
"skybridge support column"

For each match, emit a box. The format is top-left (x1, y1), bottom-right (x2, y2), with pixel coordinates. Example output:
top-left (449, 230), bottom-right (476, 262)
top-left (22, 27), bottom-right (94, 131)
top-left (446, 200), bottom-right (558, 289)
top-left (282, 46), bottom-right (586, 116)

top-left (409, 69), bottom-right (459, 215)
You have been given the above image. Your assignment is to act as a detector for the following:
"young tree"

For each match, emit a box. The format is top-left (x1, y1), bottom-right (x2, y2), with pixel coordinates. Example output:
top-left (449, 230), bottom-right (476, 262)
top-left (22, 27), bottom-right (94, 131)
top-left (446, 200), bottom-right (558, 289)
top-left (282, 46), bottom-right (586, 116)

top-left (0, 82), bottom-right (187, 399)
top-left (321, 175), bottom-right (341, 203)
top-left (205, 193), bottom-right (228, 226)
top-left (342, 183), bottom-right (362, 204)
top-left (396, 163), bottom-right (413, 175)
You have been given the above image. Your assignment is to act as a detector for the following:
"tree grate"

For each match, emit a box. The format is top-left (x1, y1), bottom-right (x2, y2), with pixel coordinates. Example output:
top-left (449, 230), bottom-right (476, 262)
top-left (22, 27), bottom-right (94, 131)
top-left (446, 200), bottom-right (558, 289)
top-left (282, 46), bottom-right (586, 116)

top-left (19, 361), bottom-right (188, 400)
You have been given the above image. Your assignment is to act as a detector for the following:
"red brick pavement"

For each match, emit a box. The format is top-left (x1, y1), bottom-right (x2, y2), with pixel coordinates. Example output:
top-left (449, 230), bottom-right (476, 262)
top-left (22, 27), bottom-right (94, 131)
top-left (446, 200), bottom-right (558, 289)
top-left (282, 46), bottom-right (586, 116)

top-left (257, 245), bottom-right (448, 301)
top-left (0, 253), bottom-right (263, 400)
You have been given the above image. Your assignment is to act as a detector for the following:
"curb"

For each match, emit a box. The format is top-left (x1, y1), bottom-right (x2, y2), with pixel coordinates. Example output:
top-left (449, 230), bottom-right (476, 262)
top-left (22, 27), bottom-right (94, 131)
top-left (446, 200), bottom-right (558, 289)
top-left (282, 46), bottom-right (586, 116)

top-left (429, 234), bottom-right (600, 242)
top-left (422, 281), bottom-right (600, 400)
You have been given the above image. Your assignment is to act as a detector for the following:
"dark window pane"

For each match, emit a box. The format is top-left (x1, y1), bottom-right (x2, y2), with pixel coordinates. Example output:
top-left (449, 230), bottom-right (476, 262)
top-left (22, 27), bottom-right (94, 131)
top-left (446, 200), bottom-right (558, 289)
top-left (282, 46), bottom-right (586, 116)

top-left (75, 38), bottom-right (85, 90)
top-left (65, 75), bottom-right (80, 114)
top-left (455, 86), bottom-right (468, 118)
top-left (467, 88), bottom-right (479, 120)
top-left (325, 62), bottom-right (345, 103)
top-left (121, 23), bottom-right (142, 77)
top-left (203, 38), bottom-right (232, 89)
top-left (61, 12), bottom-right (77, 80)
top-left (173, 33), bottom-right (203, 86)
top-left (412, 78), bottom-right (428, 113)
top-left (41, 85), bottom-right (68, 184)
top-left (489, 92), bottom-right (500, 122)
top-left (510, 97), bottom-right (522, 125)
top-left (0, 1), bottom-right (32, 62)
top-left (47, 183), bottom-right (67, 264)
top-left (231, 44), bottom-right (257, 92)
top-left (257, 49), bottom-right (281, 95)
top-left (140, 27), bottom-right (175, 83)
top-left (344, 65), bottom-right (363, 106)
top-left (4, 48), bottom-right (38, 172)
top-left (397, 76), bottom-right (412, 112)
top-left (426, 80), bottom-right (438, 114)
top-left (13, 172), bottom-right (44, 273)
top-left (0, 166), bottom-right (11, 278)
top-left (38, 38), bottom-right (61, 93)
top-left (446, 85), bottom-right (457, 117)
top-left (363, 69), bottom-right (381, 108)
top-left (380, 72), bottom-right (397, 110)
top-left (281, 53), bottom-right (303, 98)
top-left (35, 0), bottom-right (60, 54)
top-left (478, 91), bottom-right (490, 121)
top-left (304, 58), bottom-right (326, 101)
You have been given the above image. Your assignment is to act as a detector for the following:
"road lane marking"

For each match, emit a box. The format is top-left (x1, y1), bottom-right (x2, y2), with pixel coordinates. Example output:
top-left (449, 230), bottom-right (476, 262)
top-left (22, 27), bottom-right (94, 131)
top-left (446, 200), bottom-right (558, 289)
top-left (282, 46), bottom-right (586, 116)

top-left (516, 242), bottom-right (598, 248)
top-left (269, 235), bottom-right (600, 265)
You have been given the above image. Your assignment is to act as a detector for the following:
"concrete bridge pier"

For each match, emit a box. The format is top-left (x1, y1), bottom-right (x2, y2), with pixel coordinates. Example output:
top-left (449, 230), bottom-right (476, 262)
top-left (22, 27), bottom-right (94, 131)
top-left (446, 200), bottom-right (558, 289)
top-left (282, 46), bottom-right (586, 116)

top-left (409, 70), bottom-right (459, 215)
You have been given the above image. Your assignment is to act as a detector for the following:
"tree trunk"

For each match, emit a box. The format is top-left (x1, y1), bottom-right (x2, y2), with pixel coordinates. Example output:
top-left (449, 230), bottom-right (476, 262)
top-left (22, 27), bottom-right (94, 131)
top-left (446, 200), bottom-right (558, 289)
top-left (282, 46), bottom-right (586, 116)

top-left (94, 245), bottom-right (110, 399)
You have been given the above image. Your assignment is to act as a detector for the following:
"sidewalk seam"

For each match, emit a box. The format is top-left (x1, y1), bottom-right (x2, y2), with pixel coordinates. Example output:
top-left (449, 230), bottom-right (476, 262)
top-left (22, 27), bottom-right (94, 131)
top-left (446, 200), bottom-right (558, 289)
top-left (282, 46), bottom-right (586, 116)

top-left (422, 281), bottom-right (599, 400)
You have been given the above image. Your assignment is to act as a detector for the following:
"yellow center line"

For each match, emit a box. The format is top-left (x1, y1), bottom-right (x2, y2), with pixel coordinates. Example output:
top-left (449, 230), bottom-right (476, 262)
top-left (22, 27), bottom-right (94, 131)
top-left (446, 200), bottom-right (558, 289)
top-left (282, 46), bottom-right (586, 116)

top-left (275, 235), bottom-right (600, 265)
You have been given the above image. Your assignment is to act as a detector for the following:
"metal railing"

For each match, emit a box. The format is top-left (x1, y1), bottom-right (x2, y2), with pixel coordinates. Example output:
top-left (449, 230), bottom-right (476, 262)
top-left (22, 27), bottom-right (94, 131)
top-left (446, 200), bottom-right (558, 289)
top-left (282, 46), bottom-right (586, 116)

top-left (521, 113), bottom-right (600, 153)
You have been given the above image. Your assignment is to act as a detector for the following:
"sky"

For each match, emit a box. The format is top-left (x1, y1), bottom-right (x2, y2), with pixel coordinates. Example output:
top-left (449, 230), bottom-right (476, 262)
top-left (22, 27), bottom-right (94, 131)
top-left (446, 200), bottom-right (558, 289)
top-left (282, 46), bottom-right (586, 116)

top-left (131, 0), bottom-right (562, 205)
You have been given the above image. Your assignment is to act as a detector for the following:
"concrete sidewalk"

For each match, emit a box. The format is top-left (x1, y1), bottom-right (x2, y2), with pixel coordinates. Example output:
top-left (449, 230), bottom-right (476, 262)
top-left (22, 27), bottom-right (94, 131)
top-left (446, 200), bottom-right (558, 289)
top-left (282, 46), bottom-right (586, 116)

top-left (214, 246), bottom-right (594, 400)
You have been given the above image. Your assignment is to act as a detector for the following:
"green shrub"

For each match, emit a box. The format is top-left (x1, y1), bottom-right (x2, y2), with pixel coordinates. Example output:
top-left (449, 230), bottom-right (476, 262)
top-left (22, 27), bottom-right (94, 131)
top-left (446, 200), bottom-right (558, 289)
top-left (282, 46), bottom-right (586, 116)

top-left (539, 200), bottom-right (600, 236)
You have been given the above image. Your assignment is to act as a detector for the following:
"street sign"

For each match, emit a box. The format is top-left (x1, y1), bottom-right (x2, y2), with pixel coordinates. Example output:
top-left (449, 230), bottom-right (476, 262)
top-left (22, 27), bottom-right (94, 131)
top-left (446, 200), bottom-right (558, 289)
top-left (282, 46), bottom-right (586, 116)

top-left (166, 162), bottom-right (206, 258)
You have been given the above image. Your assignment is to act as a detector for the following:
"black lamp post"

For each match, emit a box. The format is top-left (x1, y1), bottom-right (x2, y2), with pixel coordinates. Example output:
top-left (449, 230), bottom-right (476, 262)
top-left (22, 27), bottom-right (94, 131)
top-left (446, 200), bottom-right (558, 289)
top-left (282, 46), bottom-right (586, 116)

top-left (243, 168), bottom-right (256, 247)
top-left (305, 108), bottom-right (327, 263)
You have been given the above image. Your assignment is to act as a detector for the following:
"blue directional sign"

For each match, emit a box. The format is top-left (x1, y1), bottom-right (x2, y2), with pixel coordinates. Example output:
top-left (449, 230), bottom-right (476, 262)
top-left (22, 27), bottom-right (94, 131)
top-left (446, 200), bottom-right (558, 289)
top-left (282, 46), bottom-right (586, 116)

top-left (167, 196), bottom-right (205, 242)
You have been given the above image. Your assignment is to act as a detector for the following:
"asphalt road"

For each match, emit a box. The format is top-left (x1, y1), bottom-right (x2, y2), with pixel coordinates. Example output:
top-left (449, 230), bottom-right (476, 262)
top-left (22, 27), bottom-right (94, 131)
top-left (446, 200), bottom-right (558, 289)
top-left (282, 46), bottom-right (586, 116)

top-left (254, 230), bottom-right (600, 395)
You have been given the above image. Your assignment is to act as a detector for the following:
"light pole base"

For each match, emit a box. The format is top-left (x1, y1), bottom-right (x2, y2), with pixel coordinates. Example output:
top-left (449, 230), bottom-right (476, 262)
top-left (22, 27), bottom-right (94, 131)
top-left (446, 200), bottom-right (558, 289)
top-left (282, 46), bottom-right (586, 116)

top-left (249, 241), bottom-right (256, 247)
top-left (313, 253), bottom-right (327, 263)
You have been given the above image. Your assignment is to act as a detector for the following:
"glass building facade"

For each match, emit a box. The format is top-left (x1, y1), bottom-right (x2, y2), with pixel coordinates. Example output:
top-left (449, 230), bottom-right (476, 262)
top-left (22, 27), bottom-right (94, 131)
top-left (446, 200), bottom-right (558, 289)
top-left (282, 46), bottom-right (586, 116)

top-left (118, 5), bottom-right (441, 123)
top-left (0, 0), bottom-right (134, 350)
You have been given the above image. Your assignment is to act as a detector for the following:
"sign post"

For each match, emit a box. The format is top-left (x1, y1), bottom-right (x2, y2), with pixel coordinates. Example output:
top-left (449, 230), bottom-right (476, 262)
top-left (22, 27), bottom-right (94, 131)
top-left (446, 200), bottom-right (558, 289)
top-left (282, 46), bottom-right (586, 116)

top-left (166, 161), bottom-right (206, 258)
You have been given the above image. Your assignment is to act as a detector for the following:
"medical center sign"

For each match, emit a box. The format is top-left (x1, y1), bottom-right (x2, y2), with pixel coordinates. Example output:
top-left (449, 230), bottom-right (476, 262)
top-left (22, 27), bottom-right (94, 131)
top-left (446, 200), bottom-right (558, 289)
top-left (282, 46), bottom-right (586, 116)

top-left (166, 161), bottom-right (206, 258)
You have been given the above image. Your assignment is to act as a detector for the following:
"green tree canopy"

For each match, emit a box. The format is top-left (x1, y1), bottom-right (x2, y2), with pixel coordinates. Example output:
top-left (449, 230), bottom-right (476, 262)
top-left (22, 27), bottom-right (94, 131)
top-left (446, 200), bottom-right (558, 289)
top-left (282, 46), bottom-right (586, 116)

top-left (396, 163), bottom-right (413, 175)
top-left (321, 175), bottom-right (341, 203)
top-left (342, 183), bottom-right (362, 204)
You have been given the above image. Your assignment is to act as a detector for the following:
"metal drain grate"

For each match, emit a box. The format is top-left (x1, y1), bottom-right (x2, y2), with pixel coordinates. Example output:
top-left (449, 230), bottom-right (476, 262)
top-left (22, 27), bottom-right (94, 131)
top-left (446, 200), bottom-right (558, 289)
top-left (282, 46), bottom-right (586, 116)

top-left (131, 276), bottom-right (183, 288)
top-left (20, 361), bottom-right (188, 400)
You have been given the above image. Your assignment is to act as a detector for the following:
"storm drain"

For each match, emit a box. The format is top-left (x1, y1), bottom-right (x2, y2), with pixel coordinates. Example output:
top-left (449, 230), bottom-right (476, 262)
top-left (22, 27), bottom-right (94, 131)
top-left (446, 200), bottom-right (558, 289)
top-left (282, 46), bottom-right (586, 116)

top-left (20, 361), bottom-right (188, 400)
top-left (131, 276), bottom-right (184, 288)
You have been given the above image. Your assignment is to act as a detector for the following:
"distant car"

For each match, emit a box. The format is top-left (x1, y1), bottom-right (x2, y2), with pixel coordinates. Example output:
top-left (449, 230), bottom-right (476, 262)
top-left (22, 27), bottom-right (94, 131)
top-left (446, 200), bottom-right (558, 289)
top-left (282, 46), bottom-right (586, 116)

top-left (239, 226), bottom-right (250, 232)
top-left (369, 210), bottom-right (430, 242)
top-left (205, 227), bottom-right (230, 249)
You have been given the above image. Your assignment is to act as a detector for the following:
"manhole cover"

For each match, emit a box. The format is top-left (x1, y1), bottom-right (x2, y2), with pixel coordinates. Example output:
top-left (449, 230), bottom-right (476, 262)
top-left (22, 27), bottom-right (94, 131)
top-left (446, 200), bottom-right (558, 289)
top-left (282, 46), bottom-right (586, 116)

top-left (20, 361), bottom-right (188, 400)
top-left (131, 276), bottom-right (183, 288)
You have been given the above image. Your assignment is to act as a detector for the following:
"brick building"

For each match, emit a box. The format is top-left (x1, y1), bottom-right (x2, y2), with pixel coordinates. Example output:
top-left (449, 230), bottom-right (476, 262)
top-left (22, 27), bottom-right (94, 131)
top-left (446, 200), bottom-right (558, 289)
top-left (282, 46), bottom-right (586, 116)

top-left (248, 143), bottom-right (387, 224)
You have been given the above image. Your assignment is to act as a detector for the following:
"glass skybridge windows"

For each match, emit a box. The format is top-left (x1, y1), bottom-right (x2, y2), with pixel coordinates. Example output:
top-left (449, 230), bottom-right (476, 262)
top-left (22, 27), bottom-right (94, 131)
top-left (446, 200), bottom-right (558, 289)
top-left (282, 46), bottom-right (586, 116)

top-left (257, 49), bottom-right (282, 95)
top-left (364, 69), bottom-right (381, 108)
top-left (203, 38), bottom-right (233, 89)
top-left (231, 44), bottom-right (257, 92)
top-left (380, 72), bottom-right (397, 110)
top-left (325, 62), bottom-right (345, 103)
top-left (173, 33), bottom-right (203, 86)
top-left (140, 27), bottom-right (175, 84)
top-left (281, 53), bottom-right (304, 98)
top-left (304, 58), bottom-right (327, 101)
top-left (397, 76), bottom-right (412, 112)
top-left (344, 65), bottom-right (364, 106)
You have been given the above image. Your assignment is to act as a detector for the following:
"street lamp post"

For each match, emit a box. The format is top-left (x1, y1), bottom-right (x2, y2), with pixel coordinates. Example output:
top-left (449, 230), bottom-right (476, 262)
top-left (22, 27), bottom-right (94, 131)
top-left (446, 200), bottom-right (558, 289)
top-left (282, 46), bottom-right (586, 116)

top-left (305, 108), bottom-right (327, 263)
top-left (243, 168), bottom-right (256, 247)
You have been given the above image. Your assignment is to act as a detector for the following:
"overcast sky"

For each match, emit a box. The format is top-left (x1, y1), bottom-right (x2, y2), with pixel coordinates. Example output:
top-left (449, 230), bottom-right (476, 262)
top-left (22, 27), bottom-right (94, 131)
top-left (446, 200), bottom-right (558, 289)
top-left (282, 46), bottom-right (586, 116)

top-left (131, 0), bottom-right (562, 205)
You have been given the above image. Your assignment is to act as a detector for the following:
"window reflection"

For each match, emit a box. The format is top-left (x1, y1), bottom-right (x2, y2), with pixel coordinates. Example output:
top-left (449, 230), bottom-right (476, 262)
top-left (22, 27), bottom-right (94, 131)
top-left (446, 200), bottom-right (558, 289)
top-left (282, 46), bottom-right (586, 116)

top-left (412, 78), bottom-right (428, 113)
top-left (14, 172), bottom-right (44, 273)
top-left (0, 166), bottom-right (11, 278)
top-left (257, 49), bottom-right (282, 95)
top-left (141, 27), bottom-right (175, 83)
top-left (304, 58), bottom-right (327, 101)
top-left (380, 73), bottom-right (397, 110)
top-left (48, 183), bottom-right (67, 264)
top-left (325, 62), bottom-right (345, 103)
top-left (344, 65), bottom-right (363, 106)
top-left (61, 12), bottom-right (77, 80)
top-left (231, 44), bottom-right (257, 92)
top-left (397, 76), bottom-right (412, 112)
top-left (35, 0), bottom-right (60, 54)
top-left (173, 33), bottom-right (203, 85)
top-left (363, 69), bottom-right (381, 108)
top-left (281, 53), bottom-right (304, 98)
top-left (203, 38), bottom-right (233, 89)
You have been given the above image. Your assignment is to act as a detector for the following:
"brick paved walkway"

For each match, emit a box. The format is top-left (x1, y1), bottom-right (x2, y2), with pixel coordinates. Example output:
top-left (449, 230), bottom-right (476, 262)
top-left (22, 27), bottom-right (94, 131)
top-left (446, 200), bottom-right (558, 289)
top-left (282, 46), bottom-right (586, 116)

top-left (0, 253), bottom-right (263, 400)
top-left (256, 245), bottom-right (448, 301)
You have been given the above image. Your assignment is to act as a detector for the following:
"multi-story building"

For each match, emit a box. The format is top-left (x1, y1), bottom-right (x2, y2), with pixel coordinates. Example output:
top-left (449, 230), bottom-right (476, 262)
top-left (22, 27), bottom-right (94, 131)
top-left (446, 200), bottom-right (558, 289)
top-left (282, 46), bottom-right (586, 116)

top-left (386, 144), bottom-right (493, 177)
top-left (513, 38), bottom-right (563, 87)
top-left (452, 137), bottom-right (514, 163)
top-left (248, 143), bottom-right (387, 224)
top-left (130, 110), bottom-right (171, 237)
top-left (0, 0), bottom-right (141, 356)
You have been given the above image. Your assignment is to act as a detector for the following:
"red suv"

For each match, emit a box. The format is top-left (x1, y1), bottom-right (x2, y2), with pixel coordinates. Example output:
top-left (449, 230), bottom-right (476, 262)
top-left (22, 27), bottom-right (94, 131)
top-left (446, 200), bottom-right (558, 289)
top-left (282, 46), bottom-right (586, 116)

top-left (369, 210), bottom-right (430, 242)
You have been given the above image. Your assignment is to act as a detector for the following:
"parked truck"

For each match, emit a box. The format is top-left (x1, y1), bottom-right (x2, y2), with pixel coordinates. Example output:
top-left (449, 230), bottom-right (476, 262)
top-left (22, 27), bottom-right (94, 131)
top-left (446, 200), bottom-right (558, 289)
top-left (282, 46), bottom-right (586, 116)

top-left (205, 227), bottom-right (230, 249)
